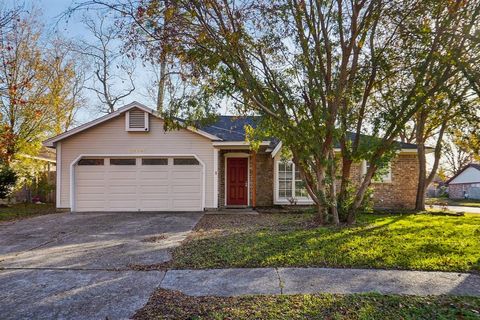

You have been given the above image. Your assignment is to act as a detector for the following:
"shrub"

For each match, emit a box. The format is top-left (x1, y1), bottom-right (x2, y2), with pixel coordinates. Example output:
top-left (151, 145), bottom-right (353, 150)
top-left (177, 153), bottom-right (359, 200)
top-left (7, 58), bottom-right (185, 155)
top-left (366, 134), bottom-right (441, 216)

top-left (0, 166), bottom-right (17, 199)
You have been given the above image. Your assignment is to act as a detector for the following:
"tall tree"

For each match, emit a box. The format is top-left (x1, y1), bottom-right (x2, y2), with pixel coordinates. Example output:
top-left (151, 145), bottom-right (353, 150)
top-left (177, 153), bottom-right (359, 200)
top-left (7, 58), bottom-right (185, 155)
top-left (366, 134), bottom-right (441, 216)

top-left (70, 0), bottom-right (186, 113)
top-left (0, 11), bottom-right (53, 164)
top-left (441, 133), bottom-right (475, 177)
top-left (0, 5), bottom-right (21, 30)
top-left (413, 81), bottom-right (476, 210)
top-left (80, 13), bottom-right (135, 113)
top-left (339, 0), bottom-right (480, 220)
top-left (45, 38), bottom-right (87, 134)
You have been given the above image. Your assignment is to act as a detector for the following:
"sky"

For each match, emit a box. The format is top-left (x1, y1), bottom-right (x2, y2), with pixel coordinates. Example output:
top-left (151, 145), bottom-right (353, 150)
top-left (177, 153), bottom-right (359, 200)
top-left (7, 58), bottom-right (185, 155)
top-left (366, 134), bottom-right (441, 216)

top-left (15, 0), bottom-right (157, 124)
top-left (18, 0), bottom-right (233, 124)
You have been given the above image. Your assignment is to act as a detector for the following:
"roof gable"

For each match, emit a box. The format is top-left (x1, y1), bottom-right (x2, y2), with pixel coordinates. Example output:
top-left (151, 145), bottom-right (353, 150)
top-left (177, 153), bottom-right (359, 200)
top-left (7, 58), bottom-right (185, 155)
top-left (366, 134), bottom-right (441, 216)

top-left (447, 164), bottom-right (480, 184)
top-left (43, 102), bottom-right (220, 147)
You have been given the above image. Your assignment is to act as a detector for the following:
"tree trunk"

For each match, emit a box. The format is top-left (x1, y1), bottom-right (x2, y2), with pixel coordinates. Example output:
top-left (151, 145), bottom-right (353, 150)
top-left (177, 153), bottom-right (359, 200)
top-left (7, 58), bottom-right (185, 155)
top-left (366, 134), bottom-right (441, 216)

top-left (338, 157), bottom-right (353, 221)
top-left (156, 55), bottom-right (167, 113)
top-left (415, 120), bottom-right (447, 210)
top-left (414, 109), bottom-right (427, 210)
top-left (347, 165), bottom-right (376, 224)
top-left (415, 140), bottom-right (427, 210)
top-left (315, 203), bottom-right (326, 225)
top-left (329, 150), bottom-right (340, 225)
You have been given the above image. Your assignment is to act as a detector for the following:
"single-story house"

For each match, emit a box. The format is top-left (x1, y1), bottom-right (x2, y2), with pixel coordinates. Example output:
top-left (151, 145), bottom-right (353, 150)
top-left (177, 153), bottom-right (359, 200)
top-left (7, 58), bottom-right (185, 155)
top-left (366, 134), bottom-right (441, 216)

top-left (44, 102), bottom-right (421, 212)
top-left (446, 163), bottom-right (480, 199)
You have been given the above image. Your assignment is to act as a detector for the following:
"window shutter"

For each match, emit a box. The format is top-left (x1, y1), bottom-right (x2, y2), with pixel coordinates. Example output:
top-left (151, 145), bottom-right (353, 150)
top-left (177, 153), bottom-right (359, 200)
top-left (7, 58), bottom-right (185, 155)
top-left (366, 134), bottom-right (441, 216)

top-left (126, 110), bottom-right (149, 131)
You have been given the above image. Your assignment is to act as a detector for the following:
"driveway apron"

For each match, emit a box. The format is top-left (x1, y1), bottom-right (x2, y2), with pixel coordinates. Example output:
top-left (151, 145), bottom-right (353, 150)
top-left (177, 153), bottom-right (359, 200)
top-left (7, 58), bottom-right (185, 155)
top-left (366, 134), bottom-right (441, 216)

top-left (0, 212), bottom-right (203, 320)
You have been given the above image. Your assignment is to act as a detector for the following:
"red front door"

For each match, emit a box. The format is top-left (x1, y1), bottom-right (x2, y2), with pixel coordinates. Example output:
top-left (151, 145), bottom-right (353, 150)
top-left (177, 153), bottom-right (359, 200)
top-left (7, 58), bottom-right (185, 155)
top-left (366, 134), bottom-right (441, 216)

top-left (227, 158), bottom-right (248, 206)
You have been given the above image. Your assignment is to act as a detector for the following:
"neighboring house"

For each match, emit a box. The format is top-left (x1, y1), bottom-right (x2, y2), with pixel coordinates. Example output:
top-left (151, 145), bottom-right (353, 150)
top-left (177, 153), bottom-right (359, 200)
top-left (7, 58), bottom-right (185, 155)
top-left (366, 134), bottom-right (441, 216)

top-left (17, 147), bottom-right (57, 171)
top-left (446, 164), bottom-right (480, 199)
top-left (43, 102), bottom-right (421, 212)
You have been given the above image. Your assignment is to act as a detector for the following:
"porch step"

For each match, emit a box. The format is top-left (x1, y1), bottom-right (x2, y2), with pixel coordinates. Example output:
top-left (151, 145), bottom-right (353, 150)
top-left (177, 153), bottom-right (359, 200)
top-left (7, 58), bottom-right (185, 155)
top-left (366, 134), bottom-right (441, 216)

top-left (206, 208), bottom-right (259, 215)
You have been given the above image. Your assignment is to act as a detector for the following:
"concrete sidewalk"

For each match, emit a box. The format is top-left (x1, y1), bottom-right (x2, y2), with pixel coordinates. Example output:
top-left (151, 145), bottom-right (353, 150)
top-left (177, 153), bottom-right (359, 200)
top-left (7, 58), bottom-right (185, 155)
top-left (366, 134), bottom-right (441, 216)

top-left (160, 267), bottom-right (480, 297)
top-left (431, 205), bottom-right (480, 214)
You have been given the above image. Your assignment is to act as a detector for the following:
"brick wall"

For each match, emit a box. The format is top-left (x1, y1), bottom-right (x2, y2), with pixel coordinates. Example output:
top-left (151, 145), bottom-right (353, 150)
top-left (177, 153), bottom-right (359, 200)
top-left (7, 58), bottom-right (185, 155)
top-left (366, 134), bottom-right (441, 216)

top-left (218, 150), bottom-right (419, 210)
top-left (255, 152), bottom-right (274, 206)
top-left (358, 154), bottom-right (419, 209)
top-left (448, 184), bottom-right (467, 199)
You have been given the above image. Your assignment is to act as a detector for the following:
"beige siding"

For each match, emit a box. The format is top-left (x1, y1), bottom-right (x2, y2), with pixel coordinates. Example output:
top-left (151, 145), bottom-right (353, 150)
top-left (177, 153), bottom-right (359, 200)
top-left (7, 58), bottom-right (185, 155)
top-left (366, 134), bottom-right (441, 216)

top-left (58, 111), bottom-right (215, 209)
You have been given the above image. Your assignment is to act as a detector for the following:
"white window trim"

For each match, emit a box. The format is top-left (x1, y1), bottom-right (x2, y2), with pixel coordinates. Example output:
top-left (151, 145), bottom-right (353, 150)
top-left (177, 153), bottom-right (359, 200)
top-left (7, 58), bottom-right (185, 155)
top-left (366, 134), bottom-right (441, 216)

top-left (224, 153), bottom-right (250, 207)
top-left (362, 160), bottom-right (392, 183)
top-left (213, 148), bottom-right (219, 208)
top-left (125, 110), bottom-right (149, 132)
top-left (69, 153), bottom-right (206, 212)
top-left (273, 157), bottom-right (313, 205)
top-left (56, 142), bottom-right (65, 208)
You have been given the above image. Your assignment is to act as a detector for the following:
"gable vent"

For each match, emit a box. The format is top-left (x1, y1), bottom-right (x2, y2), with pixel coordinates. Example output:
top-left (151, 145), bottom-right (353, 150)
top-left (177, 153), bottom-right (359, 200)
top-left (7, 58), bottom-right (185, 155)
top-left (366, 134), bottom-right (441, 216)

top-left (126, 109), bottom-right (149, 132)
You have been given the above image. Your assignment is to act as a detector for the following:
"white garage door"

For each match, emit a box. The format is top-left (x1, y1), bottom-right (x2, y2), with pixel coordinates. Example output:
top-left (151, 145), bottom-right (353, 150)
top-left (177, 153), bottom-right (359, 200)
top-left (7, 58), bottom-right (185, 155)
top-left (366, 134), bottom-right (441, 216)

top-left (74, 157), bottom-right (203, 212)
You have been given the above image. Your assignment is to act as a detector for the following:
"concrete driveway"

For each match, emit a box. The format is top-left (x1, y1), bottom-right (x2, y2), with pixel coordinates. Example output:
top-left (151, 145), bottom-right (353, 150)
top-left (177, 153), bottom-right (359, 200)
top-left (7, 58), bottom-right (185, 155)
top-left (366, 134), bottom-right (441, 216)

top-left (0, 211), bottom-right (203, 320)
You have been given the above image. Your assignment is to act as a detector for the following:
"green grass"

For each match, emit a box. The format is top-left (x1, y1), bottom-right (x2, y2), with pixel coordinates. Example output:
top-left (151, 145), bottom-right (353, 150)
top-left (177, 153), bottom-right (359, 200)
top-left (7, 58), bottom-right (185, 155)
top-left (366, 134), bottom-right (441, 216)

top-left (133, 289), bottom-right (480, 320)
top-left (171, 212), bottom-right (480, 272)
top-left (0, 203), bottom-right (56, 221)
top-left (426, 198), bottom-right (480, 208)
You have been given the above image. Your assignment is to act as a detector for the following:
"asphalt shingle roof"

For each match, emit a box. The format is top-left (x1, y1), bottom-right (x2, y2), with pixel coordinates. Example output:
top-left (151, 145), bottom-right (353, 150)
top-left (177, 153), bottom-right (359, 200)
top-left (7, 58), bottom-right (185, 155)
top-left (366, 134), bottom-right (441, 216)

top-left (200, 116), bottom-right (262, 141)
top-left (201, 116), bottom-right (419, 149)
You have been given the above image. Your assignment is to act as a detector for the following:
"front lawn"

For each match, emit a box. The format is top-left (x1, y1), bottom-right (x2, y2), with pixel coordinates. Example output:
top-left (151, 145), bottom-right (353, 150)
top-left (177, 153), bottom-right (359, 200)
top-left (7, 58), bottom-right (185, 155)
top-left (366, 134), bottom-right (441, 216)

top-left (0, 203), bottom-right (56, 222)
top-left (170, 211), bottom-right (480, 272)
top-left (426, 198), bottom-right (480, 208)
top-left (134, 289), bottom-right (480, 320)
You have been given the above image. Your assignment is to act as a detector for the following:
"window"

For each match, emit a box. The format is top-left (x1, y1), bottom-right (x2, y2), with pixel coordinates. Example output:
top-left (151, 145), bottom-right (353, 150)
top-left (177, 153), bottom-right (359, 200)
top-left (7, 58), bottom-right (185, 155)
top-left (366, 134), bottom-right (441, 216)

top-left (142, 158), bottom-right (168, 165)
top-left (363, 160), bottom-right (392, 182)
top-left (110, 158), bottom-right (136, 165)
top-left (174, 158), bottom-right (199, 165)
top-left (278, 161), bottom-right (293, 198)
top-left (295, 167), bottom-right (308, 197)
top-left (78, 158), bottom-right (104, 166)
top-left (277, 161), bottom-right (310, 200)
